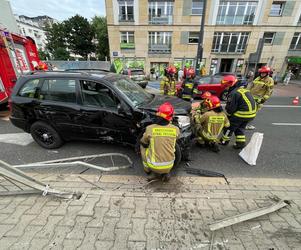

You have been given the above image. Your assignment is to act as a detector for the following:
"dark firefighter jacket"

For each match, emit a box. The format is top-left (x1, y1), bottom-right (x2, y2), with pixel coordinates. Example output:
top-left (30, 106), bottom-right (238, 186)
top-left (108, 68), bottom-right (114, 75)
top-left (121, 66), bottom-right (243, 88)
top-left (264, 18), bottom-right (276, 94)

top-left (225, 87), bottom-right (257, 119)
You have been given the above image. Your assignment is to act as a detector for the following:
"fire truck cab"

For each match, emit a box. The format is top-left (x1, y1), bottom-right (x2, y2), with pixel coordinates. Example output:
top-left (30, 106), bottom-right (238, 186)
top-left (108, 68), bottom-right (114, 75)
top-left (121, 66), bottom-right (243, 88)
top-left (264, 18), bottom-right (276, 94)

top-left (0, 29), bottom-right (41, 105)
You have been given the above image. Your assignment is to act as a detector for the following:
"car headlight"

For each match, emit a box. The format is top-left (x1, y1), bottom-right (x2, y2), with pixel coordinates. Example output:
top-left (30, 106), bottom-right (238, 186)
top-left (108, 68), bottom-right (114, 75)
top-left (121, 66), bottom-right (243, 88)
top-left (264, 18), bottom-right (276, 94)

top-left (175, 115), bottom-right (191, 129)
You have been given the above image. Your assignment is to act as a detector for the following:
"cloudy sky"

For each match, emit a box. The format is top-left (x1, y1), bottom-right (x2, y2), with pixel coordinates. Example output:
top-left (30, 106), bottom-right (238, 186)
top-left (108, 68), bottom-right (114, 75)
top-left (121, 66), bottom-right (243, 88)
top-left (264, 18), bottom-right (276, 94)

top-left (10, 0), bottom-right (106, 21)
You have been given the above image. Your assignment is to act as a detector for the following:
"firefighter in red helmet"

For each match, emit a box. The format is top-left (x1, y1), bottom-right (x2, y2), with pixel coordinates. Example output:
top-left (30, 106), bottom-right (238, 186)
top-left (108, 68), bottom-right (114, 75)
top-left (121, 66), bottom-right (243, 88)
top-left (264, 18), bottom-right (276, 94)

top-left (181, 67), bottom-right (197, 101)
top-left (193, 96), bottom-right (230, 152)
top-left (140, 102), bottom-right (180, 182)
top-left (160, 66), bottom-right (177, 96)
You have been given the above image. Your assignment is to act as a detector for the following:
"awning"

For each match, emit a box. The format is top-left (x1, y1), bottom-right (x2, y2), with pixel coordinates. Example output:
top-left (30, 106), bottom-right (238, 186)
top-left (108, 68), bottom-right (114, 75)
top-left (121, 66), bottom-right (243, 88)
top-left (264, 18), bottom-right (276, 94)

top-left (287, 57), bottom-right (301, 64)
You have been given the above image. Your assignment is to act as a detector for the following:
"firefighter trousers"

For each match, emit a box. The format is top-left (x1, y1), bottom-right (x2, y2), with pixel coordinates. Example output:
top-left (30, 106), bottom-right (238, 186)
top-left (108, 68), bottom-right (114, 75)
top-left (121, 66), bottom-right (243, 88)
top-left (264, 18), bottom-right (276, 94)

top-left (221, 116), bottom-right (253, 147)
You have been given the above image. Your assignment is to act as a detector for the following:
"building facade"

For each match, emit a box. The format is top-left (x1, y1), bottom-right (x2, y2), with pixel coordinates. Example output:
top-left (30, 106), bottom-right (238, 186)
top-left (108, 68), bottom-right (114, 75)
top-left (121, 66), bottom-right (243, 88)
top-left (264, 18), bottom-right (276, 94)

top-left (0, 0), bottom-right (19, 33)
top-left (105, 0), bottom-right (301, 78)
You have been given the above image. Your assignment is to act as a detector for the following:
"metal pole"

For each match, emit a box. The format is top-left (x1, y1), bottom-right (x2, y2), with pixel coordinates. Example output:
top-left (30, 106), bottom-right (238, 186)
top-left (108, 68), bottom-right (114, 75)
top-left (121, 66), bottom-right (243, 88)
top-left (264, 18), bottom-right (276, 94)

top-left (195, 0), bottom-right (207, 76)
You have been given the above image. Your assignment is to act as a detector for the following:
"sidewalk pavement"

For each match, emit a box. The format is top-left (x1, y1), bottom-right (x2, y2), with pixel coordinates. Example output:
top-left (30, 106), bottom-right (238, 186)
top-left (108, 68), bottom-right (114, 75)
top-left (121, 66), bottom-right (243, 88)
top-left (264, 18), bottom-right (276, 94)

top-left (0, 173), bottom-right (301, 250)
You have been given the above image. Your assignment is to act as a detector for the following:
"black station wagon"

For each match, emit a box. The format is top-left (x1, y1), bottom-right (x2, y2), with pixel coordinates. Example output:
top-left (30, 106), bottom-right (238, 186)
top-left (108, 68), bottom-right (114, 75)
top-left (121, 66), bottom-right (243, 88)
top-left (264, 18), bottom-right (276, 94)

top-left (10, 71), bottom-right (192, 163)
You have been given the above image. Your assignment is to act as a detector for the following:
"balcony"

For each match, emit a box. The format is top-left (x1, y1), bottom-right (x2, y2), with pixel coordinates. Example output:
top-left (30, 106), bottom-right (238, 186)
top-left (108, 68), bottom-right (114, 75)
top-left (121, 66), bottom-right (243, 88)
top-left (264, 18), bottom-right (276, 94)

top-left (148, 44), bottom-right (171, 54)
top-left (149, 15), bottom-right (173, 25)
top-left (119, 14), bottom-right (134, 22)
top-left (120, 42), bottom-right (135, 50)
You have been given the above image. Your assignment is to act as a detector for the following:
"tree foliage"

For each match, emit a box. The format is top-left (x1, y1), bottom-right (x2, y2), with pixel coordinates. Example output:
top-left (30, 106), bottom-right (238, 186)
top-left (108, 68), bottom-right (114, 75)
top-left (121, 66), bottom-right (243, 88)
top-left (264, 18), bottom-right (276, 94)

top-left (38, 49), bottom-right (49, 60)
top-left (92, 16), bottom-right (110, 60)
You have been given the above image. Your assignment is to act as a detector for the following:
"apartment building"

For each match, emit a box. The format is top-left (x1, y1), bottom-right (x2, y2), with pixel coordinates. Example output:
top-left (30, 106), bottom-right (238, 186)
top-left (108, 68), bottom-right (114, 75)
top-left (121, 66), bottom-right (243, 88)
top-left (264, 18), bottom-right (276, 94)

top-left (105, 0), bottom-right (301, 77)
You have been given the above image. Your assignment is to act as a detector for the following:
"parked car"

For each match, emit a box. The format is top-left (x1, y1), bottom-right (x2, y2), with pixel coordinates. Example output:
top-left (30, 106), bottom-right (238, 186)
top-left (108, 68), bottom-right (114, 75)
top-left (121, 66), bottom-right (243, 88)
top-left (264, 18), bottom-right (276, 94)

top-left (176, 72), bottom-right (246, 101)
top-left (10, 71), bottom-right (192, 164)
top-left (122, 68), bottom-right (148, 88)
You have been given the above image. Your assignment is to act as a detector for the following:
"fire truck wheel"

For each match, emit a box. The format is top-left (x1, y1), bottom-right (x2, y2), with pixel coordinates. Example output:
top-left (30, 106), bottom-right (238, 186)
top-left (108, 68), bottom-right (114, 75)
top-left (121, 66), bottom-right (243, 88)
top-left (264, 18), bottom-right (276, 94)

top-left (30, 121), bottom-right (64, 149)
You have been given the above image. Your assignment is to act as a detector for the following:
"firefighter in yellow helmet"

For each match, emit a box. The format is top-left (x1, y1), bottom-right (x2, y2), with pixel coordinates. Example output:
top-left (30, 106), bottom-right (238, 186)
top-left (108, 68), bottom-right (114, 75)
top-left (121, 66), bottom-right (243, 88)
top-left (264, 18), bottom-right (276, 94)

top-left (140, 102), bottom-right (180, 182)
top-left (193, 96), bottom-right (230, 152)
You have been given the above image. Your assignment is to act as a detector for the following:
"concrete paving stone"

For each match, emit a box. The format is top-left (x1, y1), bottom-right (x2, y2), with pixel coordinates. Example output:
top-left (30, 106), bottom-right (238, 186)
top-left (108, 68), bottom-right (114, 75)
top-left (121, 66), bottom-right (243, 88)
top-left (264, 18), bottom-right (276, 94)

top-left (208, 201), bottom-right (226, 220)
top-left (106, 197), bottom-right (122, 218)
top-left (221, 199), bottom-right (238, 211)
top-left (221, 227), bottom-right (244, 245)
top-left (0, 224), bottom-right (15, 238)
top-left (20, 195), bottom-right (39, 206)
top-left (24, 196), bottom-right (49, 215)
top-left (30, 205), bottom-right (57, 226)
top-left (2, 205), bottom-right (31, 224)
top-left (129, 218), bottom-right (147, 241)
top-left (234, 231), bottom-right (255, 243)
top-left (95, 194), bottom-right (110, 208)
top-left (51, 200), bottom-right (70, 216)
top-left (172, 197), bottom-right (186, 210)
top-left (0, 196), bottom-right (12, 205)
top-left (232, 223), bottom-right (252, 233)
top-left (175, 229), bottom-right (193, 249)
top-left (145, 229), bottom-right (160, 250)
top-left (197, 199), bottom-right (212, 211)
top-left (133, 197), bottom-right (148, 218)
top-left (95, 240), bottom-right (114, 250)
top-left (260, 221), bottom-right (281, 233)
top-left (26, 238), bottom-right (50, 250)
top-left (79, 227), bottom-right (100, 250)
top-left (111, 228), bottom-right (131, 250)
top-left (244, 199), bottom-right (259, 211)
top-left (44, 198), bottom-right (62, 207)
top-left (231, 199), bottom-right (249, 213)
top-left (199, 210), bottom-right (214, 223)
top-left (98, 217), bottom-right (119, 241)
top-left (0, 213), bottom-right (10, 222)
top-left (159, 241), bottom-right (186, 250)
top-left (227, 190), bottom-right (244, 199)
top-left (146, 196), bottom-right (161, 210)
top-left (5, 214), bottom-right (36, 237)
top-left (116, 208), bottom-right (134, 229)
top-left (158, 219), bottom-right (176, 242)
top-left (87, 206), bottom-right (108, 228)
top-left (0, 236), bottom-right (20, 249)
top-left (78, 196), bottom-right (100, 217)
top-left (44, 225), bottom-right (72, 250)
top-left (35, 215), bottom-right (63, 239)
top-left (268, 212), bottom-right (286, 223)
top-left (184, 199), bottom-right (203, 220)
top-left (66, 215), bottom-right (92, 240)
top-left (242, 241), bottom-right (259, 250)
top-left (62, 239), bottom-right (82, 250)
top-left (68, 193), bottom-right (88, 206)
top-left (278, 212), bottom-right (301, 228)
top-left (271, 237), bottom-right (290, 249)
top-left (59, 205), bottom-right (83, 226)
top-left (120, 196), bottom-right (135, 209)
top-left (0, 197), bottom-right (27, 214)
top-left (159, 198), bottom-right (175, 220)
top-left (128, 241), bottom-right (147, 250)
top-left (10, 225), bottom-right (43, 250)
top-left (145, 209), bottom-right (161, 230)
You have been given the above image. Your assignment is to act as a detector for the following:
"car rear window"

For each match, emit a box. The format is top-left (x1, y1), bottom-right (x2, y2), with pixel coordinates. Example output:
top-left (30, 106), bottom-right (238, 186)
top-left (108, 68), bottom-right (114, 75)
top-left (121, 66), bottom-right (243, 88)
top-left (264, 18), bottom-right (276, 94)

top-left (131, 70), bottom-right (144, 76)
top-left (39, 79), bottom-right (76, 103)
top-left (18, 79), bottom-right (40, 98)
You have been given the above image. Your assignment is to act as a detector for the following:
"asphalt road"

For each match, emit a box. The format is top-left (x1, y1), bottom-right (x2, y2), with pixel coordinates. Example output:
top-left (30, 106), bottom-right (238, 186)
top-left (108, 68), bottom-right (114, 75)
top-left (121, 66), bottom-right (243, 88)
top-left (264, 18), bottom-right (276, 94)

top-left (0, 87), bottom-right (301, 180)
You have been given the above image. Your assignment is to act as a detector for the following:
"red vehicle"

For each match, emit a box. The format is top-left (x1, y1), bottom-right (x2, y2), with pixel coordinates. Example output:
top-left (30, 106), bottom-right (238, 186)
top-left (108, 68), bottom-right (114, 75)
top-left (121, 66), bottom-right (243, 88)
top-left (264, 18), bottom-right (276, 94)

top-left (0, 29), bottom-right (41, 105)
top-left (176, 73), bottom-right (246, 101)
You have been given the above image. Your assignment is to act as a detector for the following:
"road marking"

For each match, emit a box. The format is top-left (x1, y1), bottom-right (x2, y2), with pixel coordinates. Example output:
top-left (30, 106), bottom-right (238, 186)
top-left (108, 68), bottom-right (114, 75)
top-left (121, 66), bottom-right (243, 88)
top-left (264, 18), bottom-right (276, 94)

top-left (264, 105), bottom-right (301, 108)
top-left (272, 123), bottom-right (301, 126)
top-left (0, 133), bottom-right (33, 146)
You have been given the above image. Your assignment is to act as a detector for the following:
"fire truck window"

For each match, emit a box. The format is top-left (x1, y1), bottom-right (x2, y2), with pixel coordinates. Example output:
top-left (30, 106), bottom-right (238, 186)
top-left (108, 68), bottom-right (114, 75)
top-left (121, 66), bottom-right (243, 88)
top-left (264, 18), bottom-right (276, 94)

top-left (18, 79), bottom-right (40, 98)
top-left (40, 79), bottom-right (76, 103)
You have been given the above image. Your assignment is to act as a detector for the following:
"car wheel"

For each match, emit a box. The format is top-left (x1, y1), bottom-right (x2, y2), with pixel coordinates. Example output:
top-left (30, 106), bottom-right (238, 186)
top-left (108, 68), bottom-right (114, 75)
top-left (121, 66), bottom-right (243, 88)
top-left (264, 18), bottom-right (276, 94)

top-left (30, 121), bottom-right (63, 149)
top-left (221, 90), bottom-right (229, 101)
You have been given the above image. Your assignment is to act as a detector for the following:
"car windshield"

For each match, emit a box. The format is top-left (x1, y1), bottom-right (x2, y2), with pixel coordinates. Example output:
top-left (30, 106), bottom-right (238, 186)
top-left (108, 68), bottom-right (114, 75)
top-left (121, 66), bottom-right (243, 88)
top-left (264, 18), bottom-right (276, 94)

top-left (113, 78), bottom-right (153, 107)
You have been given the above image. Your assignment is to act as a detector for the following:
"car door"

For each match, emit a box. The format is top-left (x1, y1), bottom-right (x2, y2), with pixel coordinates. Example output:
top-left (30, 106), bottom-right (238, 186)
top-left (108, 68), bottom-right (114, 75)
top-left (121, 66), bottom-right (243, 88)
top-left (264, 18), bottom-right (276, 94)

top-left (77, 79), bottom-right (137, 144)
top-left (36, 78), bottom-right (83, 140)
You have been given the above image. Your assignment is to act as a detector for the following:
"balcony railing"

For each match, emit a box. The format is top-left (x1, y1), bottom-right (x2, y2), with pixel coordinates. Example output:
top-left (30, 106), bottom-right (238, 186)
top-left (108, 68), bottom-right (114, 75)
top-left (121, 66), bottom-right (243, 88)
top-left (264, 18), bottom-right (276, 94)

top-left (149, 15), bottom-right (173, 25)
top-left (119, 14), bottom-right (134, 22)
top-left (120, 42), bottom-right (135, 49)
top-left (148, 44), bottom-right (171, 54)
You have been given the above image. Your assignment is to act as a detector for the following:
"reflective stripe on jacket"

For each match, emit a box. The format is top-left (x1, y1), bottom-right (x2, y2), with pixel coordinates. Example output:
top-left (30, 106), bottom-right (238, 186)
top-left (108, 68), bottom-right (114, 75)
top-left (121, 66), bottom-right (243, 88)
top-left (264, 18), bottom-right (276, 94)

top-left (226, 87), bottom-right (257, 119)
top-left (140, 124), bottom-right (180, 173)
top-left (248, 76), bottom-right (274, 101)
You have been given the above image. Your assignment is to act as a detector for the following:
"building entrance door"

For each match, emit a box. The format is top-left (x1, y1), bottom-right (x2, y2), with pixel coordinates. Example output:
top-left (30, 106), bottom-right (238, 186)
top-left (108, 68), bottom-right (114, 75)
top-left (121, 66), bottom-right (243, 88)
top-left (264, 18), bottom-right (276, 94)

top-left (150, 62), bottom-right (168, 79)
top-left (220, 59), bottom-right (234, 72)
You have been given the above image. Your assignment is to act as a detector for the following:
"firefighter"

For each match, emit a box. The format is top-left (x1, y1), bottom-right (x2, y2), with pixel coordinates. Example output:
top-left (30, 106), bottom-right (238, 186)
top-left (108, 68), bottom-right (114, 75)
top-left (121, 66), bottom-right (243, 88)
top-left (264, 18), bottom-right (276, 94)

top-left (246, 66), bottom-right (274, 129)
top-left (160, 68), bottom-right (169, 95)
top-left (193, 96), bottom-right (230, 153)
top-left (191, 91), bottom-right (212, 117)
top-left (181, 68), bottom-right (197, 101)
top-left (160, 66), bottom-right (176, 96)
top-left (221, 75), bottom-right (257, 149)
top-left (140, 102), bottom-right (180, 182)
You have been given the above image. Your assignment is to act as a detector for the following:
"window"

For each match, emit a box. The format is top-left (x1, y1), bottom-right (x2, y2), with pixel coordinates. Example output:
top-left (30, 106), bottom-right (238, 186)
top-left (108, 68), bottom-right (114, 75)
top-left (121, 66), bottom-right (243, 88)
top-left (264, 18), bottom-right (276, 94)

top-left (192, 0), bottom-right (204, 15)
top-left (289, 33), bottom-right (301, 50)
top-left (211, 32), bottom-right (250, 53)
top-left (149, 1), bottom-right (173, 24)
top-left (188, 32), bottom-right (199, 44)
top-left (217, 1), bottom-right (257, 25)
top-left (0, 77), bottom-right (4, 92)
top-left (270, 2), bottom-right (285, 16)
top-left (120, 32), bottom-right (135, 49)
top-left (119, 0), bottom-right (134, 21)
top-left (263, 32), bottom-right (275, 45)
top-left (149, 32), bottom-right (172, 53)
top-left (40, 79), bottom-right (76, 103)
top-left (18, 79), bottom-right (39, 98)
top-left (80, 80), bottom-right (119, 108)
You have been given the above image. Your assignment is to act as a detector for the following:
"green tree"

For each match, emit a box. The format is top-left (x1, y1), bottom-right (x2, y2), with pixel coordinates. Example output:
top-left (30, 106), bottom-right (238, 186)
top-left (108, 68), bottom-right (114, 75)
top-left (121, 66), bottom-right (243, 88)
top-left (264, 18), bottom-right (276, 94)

top-left (92, 16), bottom-right (109, 60)
top-left (38, 49), bottom-right (50, 60)
top-left (45, 22), bottom-right (68, 59)
top-left (64, 15), bottom-right (95, 59)
top-left (52, 47), bottom-right (70, 60)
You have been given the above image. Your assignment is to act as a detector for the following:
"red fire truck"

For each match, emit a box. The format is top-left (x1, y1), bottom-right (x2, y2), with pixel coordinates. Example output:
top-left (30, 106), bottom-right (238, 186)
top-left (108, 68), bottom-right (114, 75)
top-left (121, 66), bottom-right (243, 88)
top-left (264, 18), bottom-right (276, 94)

top-left (0, 29), bottom-right (42, 105)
